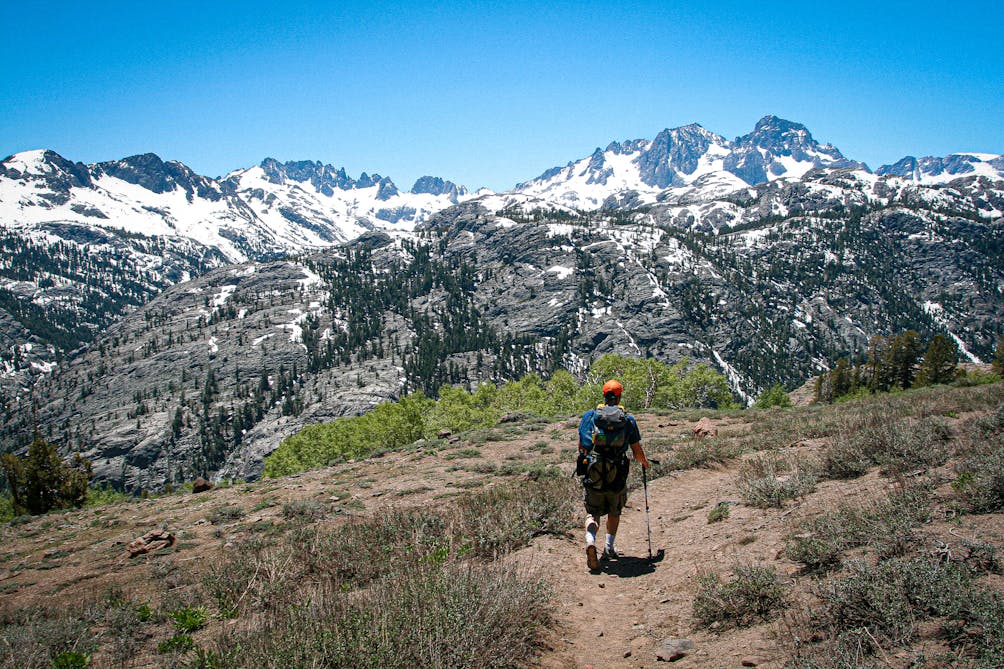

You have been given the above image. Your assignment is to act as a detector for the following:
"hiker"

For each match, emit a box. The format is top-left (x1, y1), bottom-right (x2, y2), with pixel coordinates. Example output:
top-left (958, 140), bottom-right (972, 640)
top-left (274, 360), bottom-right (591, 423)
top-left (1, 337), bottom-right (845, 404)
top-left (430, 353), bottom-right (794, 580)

top-left (577, 379), bottom-right (649, 571)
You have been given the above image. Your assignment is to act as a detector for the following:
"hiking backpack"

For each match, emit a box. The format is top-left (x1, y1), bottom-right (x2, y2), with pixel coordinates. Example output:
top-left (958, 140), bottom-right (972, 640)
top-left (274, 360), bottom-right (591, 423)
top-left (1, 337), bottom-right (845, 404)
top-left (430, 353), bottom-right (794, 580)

top-left (583, 405), bottom-right (630, 491)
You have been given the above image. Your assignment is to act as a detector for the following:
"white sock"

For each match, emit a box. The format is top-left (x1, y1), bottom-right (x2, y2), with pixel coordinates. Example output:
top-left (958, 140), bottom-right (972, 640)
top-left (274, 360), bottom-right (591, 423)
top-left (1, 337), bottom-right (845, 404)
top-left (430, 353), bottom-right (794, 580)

top-left (585, 517), bottom-right (597, 546)
top-left (605, 534), bottom-right (616, 551)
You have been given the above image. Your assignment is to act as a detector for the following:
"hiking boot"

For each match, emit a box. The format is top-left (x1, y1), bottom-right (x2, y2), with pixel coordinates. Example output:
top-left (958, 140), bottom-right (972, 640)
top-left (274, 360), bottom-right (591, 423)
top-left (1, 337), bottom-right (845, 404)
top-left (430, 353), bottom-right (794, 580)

top-left (586, 545), bottom-right (600, 571)
top-left (602, 547), bottom-right (619, 561)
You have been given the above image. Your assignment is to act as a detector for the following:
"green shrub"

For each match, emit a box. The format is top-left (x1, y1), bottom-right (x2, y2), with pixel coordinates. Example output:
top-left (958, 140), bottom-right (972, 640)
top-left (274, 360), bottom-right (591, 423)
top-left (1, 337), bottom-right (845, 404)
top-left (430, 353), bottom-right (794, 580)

top-left (266, 359), bottom-right (737, 477)
top-left (158, 633), bottom-right (195, 654)
top-left (755, 384), bottom-right (792, 409)
top-left (0, 494), bottom-right (13, 523)
top-left (281, 499), bottom-right (327, 521)
top-left (169, 607), bottom-right (208, 633)
top-left (84, 483), bottom-right (131, 508)
top-left (50, 651), bottom-right (90, 669)
top-left (693, 564), bottom-right (788, 629)
top-left (707, 502), bottom-right (730, 524)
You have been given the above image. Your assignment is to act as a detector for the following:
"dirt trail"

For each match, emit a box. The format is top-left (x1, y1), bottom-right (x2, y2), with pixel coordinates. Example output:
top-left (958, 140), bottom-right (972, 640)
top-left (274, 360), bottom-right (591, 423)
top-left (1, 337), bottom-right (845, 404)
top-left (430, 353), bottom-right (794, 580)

top-left (0, 413), bottom-right (796, 668)
top-left (531, 462), bottom-right (788, 669)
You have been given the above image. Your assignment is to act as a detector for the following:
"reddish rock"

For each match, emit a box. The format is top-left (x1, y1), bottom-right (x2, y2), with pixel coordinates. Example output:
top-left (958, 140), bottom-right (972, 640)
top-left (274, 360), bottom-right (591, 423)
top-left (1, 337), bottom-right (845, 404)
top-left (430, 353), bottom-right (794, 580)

top-left (192, 477), bottom-right (214, 493)
top-left (126, 529), bottom-right (175, 558)
top-left (692, 417), bottom-right (718, 439)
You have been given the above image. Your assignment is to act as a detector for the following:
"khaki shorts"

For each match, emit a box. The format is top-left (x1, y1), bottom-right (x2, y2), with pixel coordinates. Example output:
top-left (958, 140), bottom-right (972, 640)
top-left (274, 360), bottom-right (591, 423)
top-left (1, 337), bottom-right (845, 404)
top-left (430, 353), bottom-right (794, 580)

top-left (584, 486), bottom-right (628, 517)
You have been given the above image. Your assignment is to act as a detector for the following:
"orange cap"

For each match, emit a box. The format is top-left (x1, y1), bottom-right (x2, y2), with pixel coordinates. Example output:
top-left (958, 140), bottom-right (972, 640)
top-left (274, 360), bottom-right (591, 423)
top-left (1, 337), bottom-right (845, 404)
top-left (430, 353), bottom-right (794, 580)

top-left (602, 379), bottom-right (623, 397)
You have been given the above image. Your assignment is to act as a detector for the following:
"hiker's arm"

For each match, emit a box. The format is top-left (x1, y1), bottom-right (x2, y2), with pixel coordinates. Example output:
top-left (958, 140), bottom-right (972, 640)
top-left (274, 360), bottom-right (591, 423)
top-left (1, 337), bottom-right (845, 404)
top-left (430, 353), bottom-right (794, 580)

top-left (577, 411), bottom-right (594, 451)
top-left (630, 441), bottom-right (649, 469)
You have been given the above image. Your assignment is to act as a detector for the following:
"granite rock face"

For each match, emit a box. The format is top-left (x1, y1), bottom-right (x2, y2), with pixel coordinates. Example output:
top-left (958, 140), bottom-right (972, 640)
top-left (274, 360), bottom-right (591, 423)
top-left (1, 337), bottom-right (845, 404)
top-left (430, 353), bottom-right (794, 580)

top-left (5, 168), bottom-right (1003, 488)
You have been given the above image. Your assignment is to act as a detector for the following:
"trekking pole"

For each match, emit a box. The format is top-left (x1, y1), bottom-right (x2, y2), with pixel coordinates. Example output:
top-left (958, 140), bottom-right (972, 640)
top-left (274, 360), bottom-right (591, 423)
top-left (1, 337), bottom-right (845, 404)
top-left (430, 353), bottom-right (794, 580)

top-left (643, 465), bottom-right (652, 560)
top-left (641, 458), bottom-right (660, 561)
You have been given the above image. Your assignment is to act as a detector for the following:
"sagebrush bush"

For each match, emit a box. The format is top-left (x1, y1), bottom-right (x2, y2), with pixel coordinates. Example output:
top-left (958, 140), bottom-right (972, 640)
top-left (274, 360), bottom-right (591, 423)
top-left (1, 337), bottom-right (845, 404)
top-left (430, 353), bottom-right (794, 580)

top-left (200, 561), bottom-right (551, 669)
top-left (811, 558), bottom-right (977, 648)
top-left (785, 486), bottom-right (931, 571)
top-left (820, 438), bottom-right (872, 480)
top-left (693, 564), bottom-right (788, 629)
top-left (735, 452), bottom-right (818, 508)
top-left (281, 499), bottom-right (328, 521)
top-left (821, 414), bottom-right (952, 480)
top-left (953, 407), bottom-right (1004, 513)
top-left (0, 606), bottom-right (96, 669)
top-left (788, 548), bottom-right (1004, 668)
top-left (208, 505), bottom-right (245, 525)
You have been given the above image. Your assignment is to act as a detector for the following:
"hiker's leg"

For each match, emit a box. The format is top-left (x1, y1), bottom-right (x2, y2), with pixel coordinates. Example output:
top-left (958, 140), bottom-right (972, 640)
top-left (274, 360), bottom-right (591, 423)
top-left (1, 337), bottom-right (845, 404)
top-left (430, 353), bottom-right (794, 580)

top-left (605, 513), bottom-right (620, 551)
top-left (606, 513), bottom-right (621, 536)
top-left (584, 514), bottom-right (598, 546)
top-left (603, 488), bottom-right (628, 556)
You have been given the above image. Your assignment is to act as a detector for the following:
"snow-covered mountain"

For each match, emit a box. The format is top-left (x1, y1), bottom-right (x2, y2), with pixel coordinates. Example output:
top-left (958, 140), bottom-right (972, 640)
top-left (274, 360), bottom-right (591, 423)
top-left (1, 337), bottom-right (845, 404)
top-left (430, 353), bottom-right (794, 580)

top-left (514, 115), bottom-right (1003, 211)
top-left (876, 153), bottom-right (1004, 183)
top-left (0, 150), bottom-right (484, 263)
top-left (513, 116), bottom-right (868, 209)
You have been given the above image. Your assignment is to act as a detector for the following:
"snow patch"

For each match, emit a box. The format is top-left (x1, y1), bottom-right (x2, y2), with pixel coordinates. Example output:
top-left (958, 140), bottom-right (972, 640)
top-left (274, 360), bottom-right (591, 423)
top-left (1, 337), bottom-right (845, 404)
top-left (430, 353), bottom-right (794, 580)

top-left (547, 265), bottom-right (574, 280)
top-left (922, 302), bottom-right (983, 363)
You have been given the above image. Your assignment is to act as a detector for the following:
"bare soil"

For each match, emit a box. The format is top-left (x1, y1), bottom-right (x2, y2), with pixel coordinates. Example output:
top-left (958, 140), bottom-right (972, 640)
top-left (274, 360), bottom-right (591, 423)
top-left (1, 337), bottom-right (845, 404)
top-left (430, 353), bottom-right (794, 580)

top-left (2, 407), bottom-right (1001, 668)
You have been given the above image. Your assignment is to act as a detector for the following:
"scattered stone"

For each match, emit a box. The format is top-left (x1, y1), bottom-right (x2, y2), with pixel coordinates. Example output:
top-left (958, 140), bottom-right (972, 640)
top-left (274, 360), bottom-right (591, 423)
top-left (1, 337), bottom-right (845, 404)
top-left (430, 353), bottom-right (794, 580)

top-left (192, 477), bottom-right (214, 493)
top-left (437, 429), bottom-right (452, 439)
top-left (741, 657), bottom-right (763, 667)
top-left (692, 418), bottom-right (718, 439)
top-left (598, 582), bottom-right (605, 588)
top-left (126, 529), bottom-right (175, 558)
top-left (657, 639), bottom-right (694, 662)
top-left (624, 651), bottom-right (632, 658)
top-left (448, 435), bottom-right (462, 443)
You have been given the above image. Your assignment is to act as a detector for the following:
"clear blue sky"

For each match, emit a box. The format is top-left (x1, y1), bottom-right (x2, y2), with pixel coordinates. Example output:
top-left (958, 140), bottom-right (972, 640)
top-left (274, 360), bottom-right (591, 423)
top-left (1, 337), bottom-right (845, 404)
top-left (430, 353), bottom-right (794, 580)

top-left (2, 1), bottom-right (1001, 192)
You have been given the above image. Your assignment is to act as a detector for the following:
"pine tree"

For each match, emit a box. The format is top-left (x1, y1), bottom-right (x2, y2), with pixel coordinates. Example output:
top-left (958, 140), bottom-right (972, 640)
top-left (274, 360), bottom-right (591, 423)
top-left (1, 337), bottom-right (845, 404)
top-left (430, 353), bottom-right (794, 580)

top-left (915, 334), bottom-right (958, 387)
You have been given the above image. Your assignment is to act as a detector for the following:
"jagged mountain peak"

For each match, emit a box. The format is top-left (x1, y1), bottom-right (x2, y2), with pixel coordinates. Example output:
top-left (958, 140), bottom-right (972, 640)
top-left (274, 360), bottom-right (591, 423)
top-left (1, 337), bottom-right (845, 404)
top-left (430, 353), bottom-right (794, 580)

top-left (1, 149), bottom-right (92, 186)
top-left (411, 175), bottom-right (467, 198)
top-left (513, 116), bottom-right (862, 208)
top-left (876, 153), bottom-right (1004, 183)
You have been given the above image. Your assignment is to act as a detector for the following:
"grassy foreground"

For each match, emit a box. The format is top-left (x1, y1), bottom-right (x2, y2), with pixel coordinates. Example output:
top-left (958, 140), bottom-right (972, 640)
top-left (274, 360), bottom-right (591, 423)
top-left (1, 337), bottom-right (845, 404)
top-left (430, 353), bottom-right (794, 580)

top-left (1, 379), bottom-right (1002, 668)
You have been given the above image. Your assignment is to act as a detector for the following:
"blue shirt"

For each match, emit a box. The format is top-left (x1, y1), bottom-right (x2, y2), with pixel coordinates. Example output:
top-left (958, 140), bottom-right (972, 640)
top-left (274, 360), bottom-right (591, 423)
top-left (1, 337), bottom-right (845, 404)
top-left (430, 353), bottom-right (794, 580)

top-left (578, 406), bottom-right (641, 451)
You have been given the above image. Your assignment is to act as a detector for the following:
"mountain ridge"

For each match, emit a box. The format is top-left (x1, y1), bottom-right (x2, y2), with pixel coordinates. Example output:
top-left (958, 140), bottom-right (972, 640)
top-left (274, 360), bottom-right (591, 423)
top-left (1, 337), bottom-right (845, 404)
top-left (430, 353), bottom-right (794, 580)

top-left (1, 116), bottom-right (1002, 488)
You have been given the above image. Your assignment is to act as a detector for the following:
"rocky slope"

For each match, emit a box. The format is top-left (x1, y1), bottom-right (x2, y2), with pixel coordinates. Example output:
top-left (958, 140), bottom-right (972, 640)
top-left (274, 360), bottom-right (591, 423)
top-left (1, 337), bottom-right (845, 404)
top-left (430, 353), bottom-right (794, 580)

top-left (4, 165), bottom-right (1002, 488)
top-left (1, 118), bottom-right (1002, 487)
